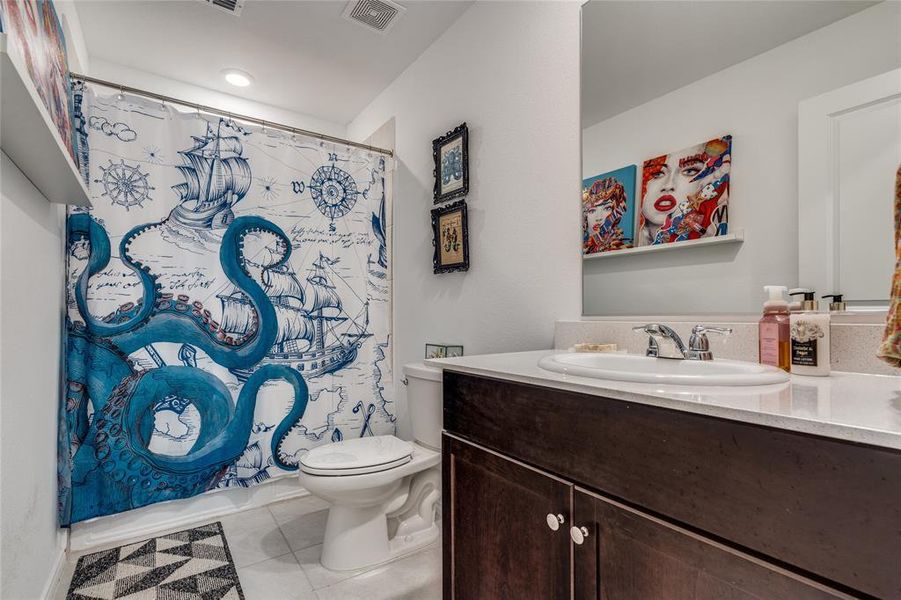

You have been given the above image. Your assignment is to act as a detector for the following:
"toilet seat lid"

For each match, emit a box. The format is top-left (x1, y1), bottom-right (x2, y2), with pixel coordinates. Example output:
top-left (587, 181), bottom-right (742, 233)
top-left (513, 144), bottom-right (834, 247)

top-left (300, 435), bottom-right (413, 476)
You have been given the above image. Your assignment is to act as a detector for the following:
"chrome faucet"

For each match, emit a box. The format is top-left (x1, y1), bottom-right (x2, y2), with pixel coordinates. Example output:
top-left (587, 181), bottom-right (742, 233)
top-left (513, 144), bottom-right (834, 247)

top-left (632, 323), bottom-right (686, 359)
top-left (633, 323), bottom-right (732, 361)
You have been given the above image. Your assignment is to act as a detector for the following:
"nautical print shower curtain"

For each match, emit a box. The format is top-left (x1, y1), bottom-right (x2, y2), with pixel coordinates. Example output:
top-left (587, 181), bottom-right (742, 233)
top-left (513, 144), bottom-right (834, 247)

top-left (59, 83), bottom-right (394, 525)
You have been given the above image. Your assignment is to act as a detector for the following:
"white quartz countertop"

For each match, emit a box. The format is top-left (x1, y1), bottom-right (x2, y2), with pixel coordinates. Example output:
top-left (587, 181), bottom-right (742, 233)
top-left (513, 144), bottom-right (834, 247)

top-left (424, 350), bottom-right (901, 450)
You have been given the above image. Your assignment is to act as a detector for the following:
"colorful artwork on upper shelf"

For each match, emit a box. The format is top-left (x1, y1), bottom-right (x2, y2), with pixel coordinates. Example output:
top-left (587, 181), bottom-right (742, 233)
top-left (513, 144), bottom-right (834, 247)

top-left (0, 0), bottom-right (78, 164)
top-left (581, 165), bottom-right (637, 255)
top-left (637, 135), bottom-right (732, 247)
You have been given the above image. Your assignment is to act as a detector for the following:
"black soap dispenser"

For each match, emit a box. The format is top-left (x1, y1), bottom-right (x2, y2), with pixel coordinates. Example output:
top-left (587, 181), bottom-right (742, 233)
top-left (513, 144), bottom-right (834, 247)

top-left (822, 294), bottom-right (847, 313)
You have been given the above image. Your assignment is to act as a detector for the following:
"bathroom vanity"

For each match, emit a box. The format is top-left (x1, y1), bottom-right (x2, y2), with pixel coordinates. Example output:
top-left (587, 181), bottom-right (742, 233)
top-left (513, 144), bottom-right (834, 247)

top-left (431, 350), bottom-right (901, 599)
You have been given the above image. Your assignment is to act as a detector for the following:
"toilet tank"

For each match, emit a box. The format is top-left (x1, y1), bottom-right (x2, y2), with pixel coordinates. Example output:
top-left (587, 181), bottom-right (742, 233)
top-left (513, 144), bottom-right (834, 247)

top-left (403, 362), bottom-right (443, 450)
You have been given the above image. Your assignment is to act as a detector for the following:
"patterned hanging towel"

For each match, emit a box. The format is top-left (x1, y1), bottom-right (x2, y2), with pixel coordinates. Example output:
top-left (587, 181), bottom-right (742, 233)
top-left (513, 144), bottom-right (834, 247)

top-left (877, 164), bottom-right (901, 367)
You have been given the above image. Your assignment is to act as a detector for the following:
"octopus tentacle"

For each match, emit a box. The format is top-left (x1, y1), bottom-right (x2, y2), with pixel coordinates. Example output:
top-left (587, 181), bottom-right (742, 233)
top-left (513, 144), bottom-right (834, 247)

top-left (110, 217), bottom-right (288, 368)
top-left (64, 216), bottom-right (309, 524)
top-left (68, 214), bottom-right (158, 338)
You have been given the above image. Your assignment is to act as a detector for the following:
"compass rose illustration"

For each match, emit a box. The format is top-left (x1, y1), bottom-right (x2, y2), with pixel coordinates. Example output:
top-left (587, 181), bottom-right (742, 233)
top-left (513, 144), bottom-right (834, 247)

top-left (94, 159), bottom-right (154, 210)
top-left (309, 164), bottom-right (359, 219)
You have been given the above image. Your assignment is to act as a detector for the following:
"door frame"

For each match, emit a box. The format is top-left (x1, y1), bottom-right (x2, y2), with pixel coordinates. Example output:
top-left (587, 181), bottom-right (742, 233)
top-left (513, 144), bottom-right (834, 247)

top-left (798, 67), bottom-right (901, 309)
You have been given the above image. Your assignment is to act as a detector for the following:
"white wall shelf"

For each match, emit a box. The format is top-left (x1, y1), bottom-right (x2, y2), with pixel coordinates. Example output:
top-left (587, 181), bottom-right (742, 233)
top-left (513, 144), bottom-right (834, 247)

top-left (0, 33), bottom-right (91, 207)
top-left (583, 229), bottom-right (744, 260)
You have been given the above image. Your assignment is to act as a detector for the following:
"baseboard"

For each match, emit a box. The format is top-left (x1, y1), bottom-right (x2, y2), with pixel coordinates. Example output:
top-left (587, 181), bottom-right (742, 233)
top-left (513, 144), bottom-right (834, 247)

top-left (41, 533), bottom-right (68, 600)
top-left (68, 476), bottom-right (310, 553)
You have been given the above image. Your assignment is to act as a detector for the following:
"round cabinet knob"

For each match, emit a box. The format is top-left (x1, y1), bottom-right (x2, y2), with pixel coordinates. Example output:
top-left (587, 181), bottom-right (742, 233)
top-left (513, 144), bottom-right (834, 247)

top-left (546, 513), bottom-right (564, 531)
top-left (570, 526), bottom-right (590, 545)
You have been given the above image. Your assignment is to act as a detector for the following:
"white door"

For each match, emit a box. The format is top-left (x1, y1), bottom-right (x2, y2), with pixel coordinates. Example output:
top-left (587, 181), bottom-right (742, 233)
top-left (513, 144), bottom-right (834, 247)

top-left (799, 68), bottom-right (901, 306)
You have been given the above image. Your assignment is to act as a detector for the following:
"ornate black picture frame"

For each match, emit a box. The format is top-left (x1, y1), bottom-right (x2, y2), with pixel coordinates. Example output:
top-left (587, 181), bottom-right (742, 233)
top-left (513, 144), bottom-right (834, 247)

top-left (431, 200), bottom-right (469, 273)
top-left (432, 123), bottom-right (469, 203)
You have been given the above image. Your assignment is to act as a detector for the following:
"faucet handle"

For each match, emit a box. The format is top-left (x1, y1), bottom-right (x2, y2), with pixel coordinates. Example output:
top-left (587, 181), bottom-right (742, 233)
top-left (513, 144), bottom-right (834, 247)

top-left (687, 325), bottom-right (732, 360)
top-left (633, 324), bottom-right (663, 334)
top-left (691, 325), bottom-right (732, 337)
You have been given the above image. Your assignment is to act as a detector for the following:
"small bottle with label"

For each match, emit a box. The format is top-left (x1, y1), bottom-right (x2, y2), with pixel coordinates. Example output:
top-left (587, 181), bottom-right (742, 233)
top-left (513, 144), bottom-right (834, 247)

top-left (758, 286), bottom-right (790, 372)
top-left (787, 289), bottom-right (830, 376)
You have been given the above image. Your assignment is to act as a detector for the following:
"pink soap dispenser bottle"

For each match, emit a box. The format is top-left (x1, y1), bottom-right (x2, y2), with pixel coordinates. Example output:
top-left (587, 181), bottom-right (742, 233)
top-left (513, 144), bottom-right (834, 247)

top-left (759, 285), bottom-right (790, 372)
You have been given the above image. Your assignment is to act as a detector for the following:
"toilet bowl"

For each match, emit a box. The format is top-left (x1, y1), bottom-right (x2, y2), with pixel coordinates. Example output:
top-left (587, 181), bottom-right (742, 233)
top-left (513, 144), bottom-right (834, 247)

top-left (297, 362), bottom-right (443, 571)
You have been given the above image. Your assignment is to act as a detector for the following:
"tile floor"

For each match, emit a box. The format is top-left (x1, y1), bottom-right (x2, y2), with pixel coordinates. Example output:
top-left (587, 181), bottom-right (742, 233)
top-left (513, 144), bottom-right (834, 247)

top-left (55, 495), bottom-right (442, 600)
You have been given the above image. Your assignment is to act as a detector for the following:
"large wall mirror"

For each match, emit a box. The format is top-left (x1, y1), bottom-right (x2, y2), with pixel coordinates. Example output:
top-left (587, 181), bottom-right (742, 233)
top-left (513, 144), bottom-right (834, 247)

top-left (581, 1), bottom-right (900, 316)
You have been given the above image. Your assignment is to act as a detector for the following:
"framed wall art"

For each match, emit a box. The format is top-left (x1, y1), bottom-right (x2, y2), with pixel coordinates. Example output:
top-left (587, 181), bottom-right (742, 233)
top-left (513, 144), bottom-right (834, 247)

top-left (0, 0), bottom-right (78, 163)
top-left (431, 200), bottom-right (469, 273)
top-left (638, 135), bottom-right (732, 246)
top-left (425, 344), bottom-right (464, 359)
top-left (433, 122), bottom-right (469, 203)
top-left (582, 165), bottom-right (637, 255)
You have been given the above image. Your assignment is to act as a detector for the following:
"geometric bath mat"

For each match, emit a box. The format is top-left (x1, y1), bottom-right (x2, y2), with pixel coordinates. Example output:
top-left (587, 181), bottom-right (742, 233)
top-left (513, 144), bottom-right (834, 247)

top-left (66, 522), bottom-right (244, 600)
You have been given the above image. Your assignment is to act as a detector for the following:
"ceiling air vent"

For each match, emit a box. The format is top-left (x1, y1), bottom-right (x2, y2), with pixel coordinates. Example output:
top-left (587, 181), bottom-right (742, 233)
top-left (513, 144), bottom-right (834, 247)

top-left (342, 0), bottom-right (406, 34)
top-left (197, 0), bottom-right (245, 16)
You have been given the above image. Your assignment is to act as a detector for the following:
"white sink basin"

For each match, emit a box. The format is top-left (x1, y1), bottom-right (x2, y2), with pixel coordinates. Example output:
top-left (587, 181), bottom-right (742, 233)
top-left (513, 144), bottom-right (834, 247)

top-left (537, 352), bottom-right (790, 386)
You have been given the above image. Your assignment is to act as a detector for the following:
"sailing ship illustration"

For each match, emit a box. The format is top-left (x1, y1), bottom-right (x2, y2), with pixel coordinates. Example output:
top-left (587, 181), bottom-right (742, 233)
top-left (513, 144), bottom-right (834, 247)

top-left (169, 118), bottom-right (251, 229)
top-left (220, 252), bottom-right (371, 381)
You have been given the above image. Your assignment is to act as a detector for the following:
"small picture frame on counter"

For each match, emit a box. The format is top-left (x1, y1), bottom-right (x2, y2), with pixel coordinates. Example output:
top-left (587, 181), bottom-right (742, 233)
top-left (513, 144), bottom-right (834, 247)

top-left (425, 344), bottom-right (464, 359)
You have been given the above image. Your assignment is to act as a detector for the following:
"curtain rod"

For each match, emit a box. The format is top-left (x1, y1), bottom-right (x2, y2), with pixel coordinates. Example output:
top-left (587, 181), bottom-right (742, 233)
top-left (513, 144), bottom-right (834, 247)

top-left (70, 73), bottom-right (394, 158)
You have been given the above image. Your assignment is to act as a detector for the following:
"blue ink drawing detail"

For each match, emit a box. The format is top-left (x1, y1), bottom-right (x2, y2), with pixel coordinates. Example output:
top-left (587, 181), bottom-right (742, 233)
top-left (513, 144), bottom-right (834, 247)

top-left (372, 178), bottom-right (388, 269)
top-left (168, 118), bottom-right (251, 230)
top-left (94, 159), bottom-right (154, 210)
top-left (353, 402), bottom-right (375, 437)
top-left (310, 164), bottom-right (359, 220)
top-left (223, 252), bottom-right (372, 382)
top-left (441, 145), bottom-right (463, 186)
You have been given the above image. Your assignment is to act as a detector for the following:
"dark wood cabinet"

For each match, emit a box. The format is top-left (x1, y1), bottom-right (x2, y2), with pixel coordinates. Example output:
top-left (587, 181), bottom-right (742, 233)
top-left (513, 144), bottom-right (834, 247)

top-left (572, 489), bottom-right (848, 600)
top-left (442, 434), bottom-right (572, 600)
top-left (442, 372), bottom-right (895, 599)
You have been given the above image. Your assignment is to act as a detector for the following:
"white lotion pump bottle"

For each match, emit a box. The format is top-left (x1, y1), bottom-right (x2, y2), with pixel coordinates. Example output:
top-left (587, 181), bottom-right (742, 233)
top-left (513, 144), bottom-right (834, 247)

top-left (787, 288), bottom-right (830, 376)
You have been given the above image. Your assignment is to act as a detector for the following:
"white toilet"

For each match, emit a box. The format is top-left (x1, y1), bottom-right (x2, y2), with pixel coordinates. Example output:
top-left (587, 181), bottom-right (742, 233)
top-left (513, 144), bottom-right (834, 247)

top-left (298, 362), bottom-right (443, 571)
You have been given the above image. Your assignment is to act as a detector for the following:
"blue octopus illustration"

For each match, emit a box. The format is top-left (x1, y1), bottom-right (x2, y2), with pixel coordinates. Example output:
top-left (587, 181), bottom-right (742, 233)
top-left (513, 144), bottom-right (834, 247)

top-left (61, 214), bottom-right (309, 524)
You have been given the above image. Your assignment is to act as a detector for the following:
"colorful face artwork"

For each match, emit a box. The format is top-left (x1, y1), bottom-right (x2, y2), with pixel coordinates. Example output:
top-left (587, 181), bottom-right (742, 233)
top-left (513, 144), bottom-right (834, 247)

top-left (0, 0), bottom-right (77, 162)
top-left (582, 165), bottom-right (637, 254)
top-left (638, 135), bottom-right (732, 246)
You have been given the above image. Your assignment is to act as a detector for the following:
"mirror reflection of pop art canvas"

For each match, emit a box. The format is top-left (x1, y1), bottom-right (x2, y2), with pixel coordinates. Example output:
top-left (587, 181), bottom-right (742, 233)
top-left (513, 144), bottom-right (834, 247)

top-left (638, 135), bottom-right (732, 246)
top-left (582, 165), bottom-right (637, 254)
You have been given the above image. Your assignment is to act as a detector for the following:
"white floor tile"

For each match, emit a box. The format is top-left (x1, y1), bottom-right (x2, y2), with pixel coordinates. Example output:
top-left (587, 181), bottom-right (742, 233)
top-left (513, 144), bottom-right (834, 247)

top-left (278, 506), bottom-right (329, 552)
top-left (268, 495), bottom-right (331, 526)
top-left (294, 544), bottom-right (376, 590)
top-left (236, 553), bottom-right (316, 600)
top-left (314, 544), bottom-right (441, 600)
top-left (220, 506), bottom-right (291, 568)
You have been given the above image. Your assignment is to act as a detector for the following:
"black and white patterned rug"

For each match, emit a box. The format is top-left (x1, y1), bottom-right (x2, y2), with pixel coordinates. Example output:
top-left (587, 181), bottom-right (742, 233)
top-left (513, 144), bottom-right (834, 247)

top-left (66, 522), bottom-right (244, 600)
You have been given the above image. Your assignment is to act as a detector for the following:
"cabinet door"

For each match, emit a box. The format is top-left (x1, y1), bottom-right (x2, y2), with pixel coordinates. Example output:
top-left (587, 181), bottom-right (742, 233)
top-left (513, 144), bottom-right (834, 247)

top-left (443, 434), bottom-right (572, 600)
top-left (572, 489), bottom-right (850, 600)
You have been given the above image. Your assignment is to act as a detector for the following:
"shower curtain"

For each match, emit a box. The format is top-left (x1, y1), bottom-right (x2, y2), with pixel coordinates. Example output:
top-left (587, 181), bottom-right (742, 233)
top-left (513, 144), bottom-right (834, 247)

top-left (59, 83), bottom-right (394, 525)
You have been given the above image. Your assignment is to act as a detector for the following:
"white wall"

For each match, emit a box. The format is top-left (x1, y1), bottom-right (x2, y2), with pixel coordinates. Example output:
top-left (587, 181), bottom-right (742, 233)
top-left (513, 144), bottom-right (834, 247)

top-left (86, 59), bottom-right (347, 139)
top-left (0, 153), bottom-right (68, 600)
top-left (56, 0), bottom-right (90, 74)
top-left (582, 1), bottom-right (901, 316)
top-left (348, 1), bottom-right (583, 436)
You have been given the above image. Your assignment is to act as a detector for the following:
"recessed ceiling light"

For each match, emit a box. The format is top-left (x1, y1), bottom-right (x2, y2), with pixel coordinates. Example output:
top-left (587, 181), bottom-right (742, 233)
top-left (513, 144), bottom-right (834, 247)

top-left (222, 69), bottom-right (253, 87)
